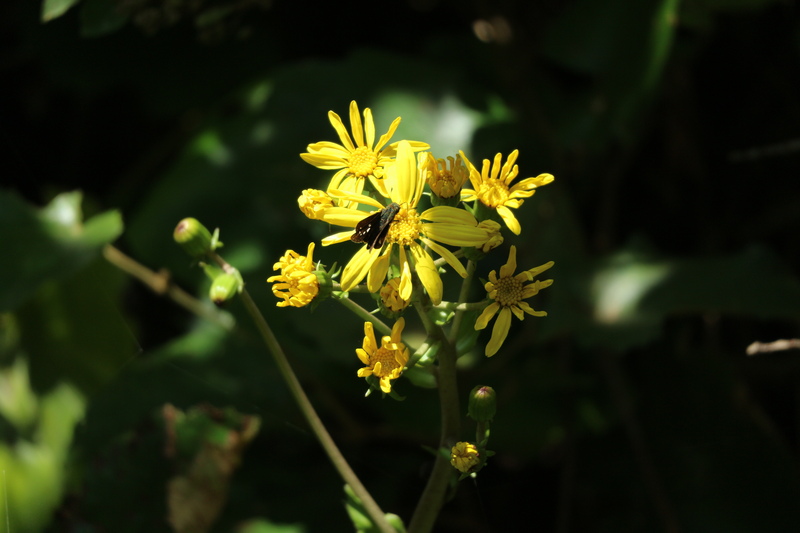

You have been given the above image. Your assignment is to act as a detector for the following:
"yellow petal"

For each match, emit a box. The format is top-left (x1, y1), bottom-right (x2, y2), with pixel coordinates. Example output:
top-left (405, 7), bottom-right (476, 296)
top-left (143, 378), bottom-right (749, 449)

top-left (422, 223), bottom-right (488, 247)
top-left (391, 317), bottom-right (405, 342)
top-left (328, 110), bottom-right (355, 152)
top-left (518, 300), bottom-right (547, 317)
top-left (300, 151), bottom-right (347, 169)
top-left (500, 246), bottom-right (517, 278)
top-left (393, 141), bottom-right (417, 206)
top-left (327, 189), bottom-right (385, 209)
top-left (367, 247), bottom-right (391, 293)
top-left (357, 367), bottom-right (373, 378)
top-left (356, 348), bottom-right (371, 365)
top-left (410, 243), bottom-right (442, 305)
top-left (322, 231), bottom-right (355, 246)
top-left (363, 106), bottom-right (376, 148)
top-left (374, 116), bottom-right (401, 151)
top-left (475, 302), bottom-right (499, 330)
top-left (420, 237), bottom-right (466, 277)
top-left (420, 206), bottom-right (477, 225)
top-left (486, 308), bottom-right (512, 357)
top-left (363, 321), bottom-right (377, 352)
top-left (496, 205), bottom-right (521, 235)
top-left (341, 246), bottom-right (381, 291)
top-left (500, 151), bottom-right (520, 185)
top-left (321, 206), bottom-right (370, 227)
top-left (348, 101), bottom-right (365, 147)
top-left (398, 257), bottom-right (412, 301)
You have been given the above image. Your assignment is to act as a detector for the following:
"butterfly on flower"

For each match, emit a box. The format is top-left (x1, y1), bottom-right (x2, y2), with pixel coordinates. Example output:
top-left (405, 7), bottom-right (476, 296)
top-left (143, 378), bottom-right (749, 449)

top-left (350, 202), bottom-right (400, 250)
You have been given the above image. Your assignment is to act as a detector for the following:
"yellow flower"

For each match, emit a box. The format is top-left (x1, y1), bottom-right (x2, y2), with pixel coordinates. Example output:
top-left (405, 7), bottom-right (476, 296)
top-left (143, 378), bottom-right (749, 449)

top-left (319, 141), bottom-right (491, 305)
top-left (267, 243), bottom-right (319, 308)
top-left (380, 278), bottom-right (409, 313)
top-left (298, 189), bottom-right (334, 220)
top-left (300, 100), bottom-right (429, 197)
top-left (450, 442), bottom-right (480, 474)
top-left (459, 150), bottom-right (554, 235)
top-left (475, 245), bottom-right (554, 356)
top-left (424, 152), bottom-right (469, 199)
top-left (356, 317), bottom-right (410, 394)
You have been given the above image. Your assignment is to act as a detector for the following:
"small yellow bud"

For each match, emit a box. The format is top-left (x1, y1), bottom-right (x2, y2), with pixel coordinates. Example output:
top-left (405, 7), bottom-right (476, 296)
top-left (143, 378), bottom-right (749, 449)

top-left (450, 442), bottom-right (480, 474)
top-left (298, 189), bottom-right (334, 220)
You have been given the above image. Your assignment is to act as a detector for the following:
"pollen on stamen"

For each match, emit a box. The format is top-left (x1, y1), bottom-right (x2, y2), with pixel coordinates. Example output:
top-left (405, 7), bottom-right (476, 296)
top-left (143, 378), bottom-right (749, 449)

top-left (348, 146), bottom-right (379, 177)
top-left (495, 277), bottom-right (524, 306)
top-left (386, 207), bottom-right (422, 247)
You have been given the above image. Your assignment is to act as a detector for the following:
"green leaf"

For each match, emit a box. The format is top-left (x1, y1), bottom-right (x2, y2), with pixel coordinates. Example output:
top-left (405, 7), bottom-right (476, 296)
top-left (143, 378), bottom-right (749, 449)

top-left (0, 190), bottom-right (123, 312)
top-left (80, 0), bottom-right (128, 38)
top-left (41, 0), bottom-right (82, 22)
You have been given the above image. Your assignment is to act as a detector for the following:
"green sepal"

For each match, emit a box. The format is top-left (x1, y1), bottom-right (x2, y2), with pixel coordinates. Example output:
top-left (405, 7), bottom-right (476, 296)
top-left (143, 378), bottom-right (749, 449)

top-left (429, 193), bottom-right (461, 208)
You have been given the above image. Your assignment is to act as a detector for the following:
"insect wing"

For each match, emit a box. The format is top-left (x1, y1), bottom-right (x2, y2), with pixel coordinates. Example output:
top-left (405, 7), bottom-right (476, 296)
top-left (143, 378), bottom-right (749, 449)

top-left (350, 211), bottom-right (383, 246)
top-left (350, 203), bottom-right (400, 250)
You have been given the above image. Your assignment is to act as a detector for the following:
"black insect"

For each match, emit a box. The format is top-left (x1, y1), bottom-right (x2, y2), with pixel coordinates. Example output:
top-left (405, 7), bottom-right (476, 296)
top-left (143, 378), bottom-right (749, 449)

top-left (350, 202), bottom-right (401, 250)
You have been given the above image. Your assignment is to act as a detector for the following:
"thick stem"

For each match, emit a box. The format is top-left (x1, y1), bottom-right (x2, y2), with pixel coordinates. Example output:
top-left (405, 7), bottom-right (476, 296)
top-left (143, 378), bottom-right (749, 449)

top-left (407, 301), bottom-right (461, 533)
top-left (448, 260), bottom-right (477, 345)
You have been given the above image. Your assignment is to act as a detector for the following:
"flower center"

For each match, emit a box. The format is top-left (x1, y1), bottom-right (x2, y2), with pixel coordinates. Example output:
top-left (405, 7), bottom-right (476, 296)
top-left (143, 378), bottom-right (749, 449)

top-left (477, 179), bottom-right (510, 208)
top-left (387, 207), bottom-right (422, 246)
top-left (494, 275), bottom-right (524, 307)
top-left (371, 347), bottom-right (402, 377)
top-left (348, 146), bottom-right (379, 177)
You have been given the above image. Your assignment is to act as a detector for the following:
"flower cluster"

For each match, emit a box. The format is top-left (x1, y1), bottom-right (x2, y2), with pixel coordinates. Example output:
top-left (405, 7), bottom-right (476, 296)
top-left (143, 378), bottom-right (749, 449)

top-left (269, 100), bottom-right (555, 395)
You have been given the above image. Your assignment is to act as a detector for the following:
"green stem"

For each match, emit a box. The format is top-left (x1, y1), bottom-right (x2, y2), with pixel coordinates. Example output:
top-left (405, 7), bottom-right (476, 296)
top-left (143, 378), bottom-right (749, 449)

top-left (408, 300), bottom-right (461, 533)
top-left (337, 296), bottom-right (392, 337)
top-left (216, 253), bottom-right (392, 533)
top-left (448, 260), bottom-right (476, 345)
top-left (434, 300), bottom-right (487, 313)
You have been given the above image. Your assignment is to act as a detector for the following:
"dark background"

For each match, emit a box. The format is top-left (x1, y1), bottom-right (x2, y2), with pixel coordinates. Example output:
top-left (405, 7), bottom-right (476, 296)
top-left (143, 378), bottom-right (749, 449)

top-left (2, 0), bottom-right (800, 531)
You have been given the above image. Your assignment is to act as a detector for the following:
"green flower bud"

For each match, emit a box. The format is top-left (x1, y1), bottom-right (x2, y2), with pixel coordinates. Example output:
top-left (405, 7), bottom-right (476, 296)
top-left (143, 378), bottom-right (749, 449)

top-left (174, 218), bottom-right (214, 258)
top-left (209, 272), bottom-right (241, 306)
top-left (467, 385), bottom-right (496, 422)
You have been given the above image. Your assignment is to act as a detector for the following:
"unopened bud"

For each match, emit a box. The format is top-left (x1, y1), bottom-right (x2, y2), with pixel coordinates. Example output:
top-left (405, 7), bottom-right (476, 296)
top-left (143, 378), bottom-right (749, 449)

top-left (174, 218), bottom-right (214, 258)
top-left (209, 272), bottom-right (241, 306)
top-left (467, 385), bottom-right (496, 422)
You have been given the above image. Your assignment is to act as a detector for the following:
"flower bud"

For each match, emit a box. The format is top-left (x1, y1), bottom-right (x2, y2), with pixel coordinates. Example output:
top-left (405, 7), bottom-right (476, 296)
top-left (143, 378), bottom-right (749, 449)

top-left (467, 385), bottom-right (496, 422)
top-left (450, 442), bottom-right (480, 474)
top-left (209, 272), bottom-right (241, 306)
top-left (174, 218), bottom-right (214, 258)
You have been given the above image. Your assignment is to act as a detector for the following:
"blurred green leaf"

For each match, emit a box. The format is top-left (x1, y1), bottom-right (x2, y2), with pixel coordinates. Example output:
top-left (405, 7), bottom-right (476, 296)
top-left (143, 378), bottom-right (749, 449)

top-left (0, 361), bottom-right (84, 533)
top-left (0, 190), bottom-right (123, 312)
top-left (41, 0), bottom-right (82, 22)
top-left (16, 258), bottom-right (136, 395)
top-left (80, 0), bottom-right (128, 38)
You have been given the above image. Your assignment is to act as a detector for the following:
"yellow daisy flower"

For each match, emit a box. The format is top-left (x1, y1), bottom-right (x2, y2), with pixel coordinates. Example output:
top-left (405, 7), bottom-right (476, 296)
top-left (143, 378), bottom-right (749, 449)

top-left (450, 442), bottom-right (480, 474)
top-left (356, 317), bottom-right (410, 394)
top-left (300, 100), bottom-right (429, 197)
top-left (475, 245), bottom-right (554, 356)
top-left (319, 141), bottom-right (491, 305)
top-left (423, 152), bottom-right (470, 200)
top-left (459, 149), bottom-right (554, 235)
top-left (267, 243), bottom-right (319, 308)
